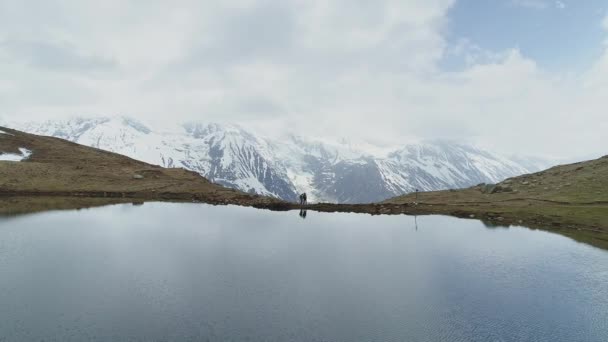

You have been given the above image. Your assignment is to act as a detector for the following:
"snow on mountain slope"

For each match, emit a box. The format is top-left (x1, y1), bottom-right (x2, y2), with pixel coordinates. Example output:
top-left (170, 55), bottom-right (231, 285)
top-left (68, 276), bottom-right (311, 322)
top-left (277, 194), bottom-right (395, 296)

top-left (182, 122), bottom-right (297, 200)
top-left (8, 116), bottom-right (540, 203)
top-left (267, 135), bottom-right (379, 202)
top-left (349, 142), bottom-right (532, 203)
top-left (385, 142), bottom-right (529, 190)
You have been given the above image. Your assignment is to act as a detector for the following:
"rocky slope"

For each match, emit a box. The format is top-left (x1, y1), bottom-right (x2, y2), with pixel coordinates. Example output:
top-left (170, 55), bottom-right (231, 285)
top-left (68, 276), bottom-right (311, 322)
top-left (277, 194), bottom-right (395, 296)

top-left (6, 116), bottom-right (546, 203)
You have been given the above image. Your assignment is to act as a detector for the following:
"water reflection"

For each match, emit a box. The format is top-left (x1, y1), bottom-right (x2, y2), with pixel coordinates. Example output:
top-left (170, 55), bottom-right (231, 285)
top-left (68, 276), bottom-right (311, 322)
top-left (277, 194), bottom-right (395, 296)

top-left (0, 196), bottom-right (130, 217)
top-left (1, 196), bottom-right (608, 251)
top-left (0, 202), bottom-right (606, 341)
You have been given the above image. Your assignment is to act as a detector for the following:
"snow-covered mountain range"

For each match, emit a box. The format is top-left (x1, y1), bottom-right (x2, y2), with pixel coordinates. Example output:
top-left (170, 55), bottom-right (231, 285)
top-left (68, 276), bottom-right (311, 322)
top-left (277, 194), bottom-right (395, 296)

top-left (4, 116), bottom-right (547, 203)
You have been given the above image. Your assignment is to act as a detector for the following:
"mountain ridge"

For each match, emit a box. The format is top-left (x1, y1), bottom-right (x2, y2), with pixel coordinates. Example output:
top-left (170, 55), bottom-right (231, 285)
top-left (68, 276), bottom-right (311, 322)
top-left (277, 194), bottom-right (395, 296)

top-left (4, 116), bottom-right (550, 203)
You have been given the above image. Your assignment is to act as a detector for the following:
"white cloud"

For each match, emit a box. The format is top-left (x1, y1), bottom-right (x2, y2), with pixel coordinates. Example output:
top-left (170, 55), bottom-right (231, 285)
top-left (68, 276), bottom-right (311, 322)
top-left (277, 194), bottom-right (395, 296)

top-left (509, 0), bottom-right (565, 10)
top-left (510, 0), bottom-right (549, 10)
top-left (0, 0), bottom-right (607, 160)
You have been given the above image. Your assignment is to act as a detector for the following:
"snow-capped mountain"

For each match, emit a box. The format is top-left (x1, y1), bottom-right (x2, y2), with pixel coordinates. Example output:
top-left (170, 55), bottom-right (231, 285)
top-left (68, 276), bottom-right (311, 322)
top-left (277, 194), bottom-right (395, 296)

top-left (7, 116), bottom-right (543, 203)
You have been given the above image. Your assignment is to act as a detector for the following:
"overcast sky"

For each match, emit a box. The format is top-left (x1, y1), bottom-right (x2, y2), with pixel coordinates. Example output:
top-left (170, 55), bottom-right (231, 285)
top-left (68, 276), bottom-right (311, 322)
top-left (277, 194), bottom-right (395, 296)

top-left (1, 0), bottom-right (607, 159)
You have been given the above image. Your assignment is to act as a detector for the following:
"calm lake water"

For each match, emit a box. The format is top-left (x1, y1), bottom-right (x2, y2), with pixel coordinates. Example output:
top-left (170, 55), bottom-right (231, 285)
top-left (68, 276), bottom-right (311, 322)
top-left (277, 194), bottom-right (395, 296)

top-left (0, 203), bottom-right (607, 342)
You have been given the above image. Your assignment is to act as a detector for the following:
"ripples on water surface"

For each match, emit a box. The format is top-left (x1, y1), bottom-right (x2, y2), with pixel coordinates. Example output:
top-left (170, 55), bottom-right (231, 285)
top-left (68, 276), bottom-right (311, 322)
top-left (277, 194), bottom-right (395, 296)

top-left (0, 202), bottom-right (607, 341)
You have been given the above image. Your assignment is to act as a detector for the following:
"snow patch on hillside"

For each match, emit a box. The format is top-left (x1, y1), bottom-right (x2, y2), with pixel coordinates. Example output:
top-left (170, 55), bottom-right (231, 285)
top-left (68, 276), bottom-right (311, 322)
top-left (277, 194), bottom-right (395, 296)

top-left (0, 148), bottom-right (32, 162)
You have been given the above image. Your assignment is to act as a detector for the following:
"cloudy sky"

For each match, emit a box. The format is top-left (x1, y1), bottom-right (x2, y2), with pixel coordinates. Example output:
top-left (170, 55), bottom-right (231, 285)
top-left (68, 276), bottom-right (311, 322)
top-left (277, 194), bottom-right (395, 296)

top-left (1, 0), bottom-right (607, 159)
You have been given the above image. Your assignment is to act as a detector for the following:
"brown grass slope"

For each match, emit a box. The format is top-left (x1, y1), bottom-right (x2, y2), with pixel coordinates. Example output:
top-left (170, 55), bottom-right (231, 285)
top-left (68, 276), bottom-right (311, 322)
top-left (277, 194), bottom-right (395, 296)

top-left (388, 155), bottom-right (608, 205)
top-left (381, 155), bottom-right (608, 233)
top-left (0, 126), bottom-right (282, 207)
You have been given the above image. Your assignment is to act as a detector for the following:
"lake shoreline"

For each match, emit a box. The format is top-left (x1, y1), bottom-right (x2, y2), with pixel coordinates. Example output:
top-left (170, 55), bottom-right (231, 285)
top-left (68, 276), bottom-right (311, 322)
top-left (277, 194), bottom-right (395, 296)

top-left (2, 192), bottom-right (607, 251)
top-left (2, 127), bottom-right (607, 250)
top-left (2, 191), bottom-right (605, 232)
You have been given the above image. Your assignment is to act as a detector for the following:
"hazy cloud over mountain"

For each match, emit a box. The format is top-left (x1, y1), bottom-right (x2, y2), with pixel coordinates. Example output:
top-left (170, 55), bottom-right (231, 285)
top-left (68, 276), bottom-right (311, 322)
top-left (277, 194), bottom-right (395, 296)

top-left (0, 0), bottom-right (607, 160)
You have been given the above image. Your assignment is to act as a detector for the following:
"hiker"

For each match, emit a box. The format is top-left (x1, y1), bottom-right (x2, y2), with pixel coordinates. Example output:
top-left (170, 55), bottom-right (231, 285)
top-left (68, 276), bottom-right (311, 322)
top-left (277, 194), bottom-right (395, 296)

top-left (299, 193), bottom-right (307, 206)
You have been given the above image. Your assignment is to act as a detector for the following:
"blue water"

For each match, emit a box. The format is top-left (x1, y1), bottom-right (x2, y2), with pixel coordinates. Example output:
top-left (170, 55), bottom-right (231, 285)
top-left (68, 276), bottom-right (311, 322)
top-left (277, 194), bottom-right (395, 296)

top-left (0, 202), bottom-right (607, 341)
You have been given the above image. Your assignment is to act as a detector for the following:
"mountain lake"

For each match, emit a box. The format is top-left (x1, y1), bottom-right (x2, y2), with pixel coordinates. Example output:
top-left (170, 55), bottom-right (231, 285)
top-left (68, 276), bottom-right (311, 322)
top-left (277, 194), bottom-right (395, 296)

top-left (0, 202), bottom-right (607, 341)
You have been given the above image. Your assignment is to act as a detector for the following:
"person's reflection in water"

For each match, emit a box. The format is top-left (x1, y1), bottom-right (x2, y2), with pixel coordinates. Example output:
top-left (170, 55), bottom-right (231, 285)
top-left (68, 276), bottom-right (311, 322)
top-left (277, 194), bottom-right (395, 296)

top-left (299, 209), bottom-right (307, 219)
top-left (414, 215), bottom-right (418, 231)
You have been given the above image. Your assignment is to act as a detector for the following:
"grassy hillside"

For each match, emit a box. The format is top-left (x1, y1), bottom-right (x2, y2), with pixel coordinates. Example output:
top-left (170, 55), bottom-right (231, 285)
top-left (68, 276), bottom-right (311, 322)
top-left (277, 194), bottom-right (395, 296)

top-left (388, 155), bottom-right (608, 205)
top-left (0, 126), bottom-right (281, 207)
top-left (379, 156), bottom-right (608, 247)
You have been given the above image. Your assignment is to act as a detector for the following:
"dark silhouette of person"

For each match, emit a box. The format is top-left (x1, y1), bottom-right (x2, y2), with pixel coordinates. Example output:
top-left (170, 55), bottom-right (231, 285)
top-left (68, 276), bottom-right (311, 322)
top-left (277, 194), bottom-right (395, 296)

top-left (299, 193), bottom-right (307, 206)
top-left (299, 209), bottom-right (307, 219)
